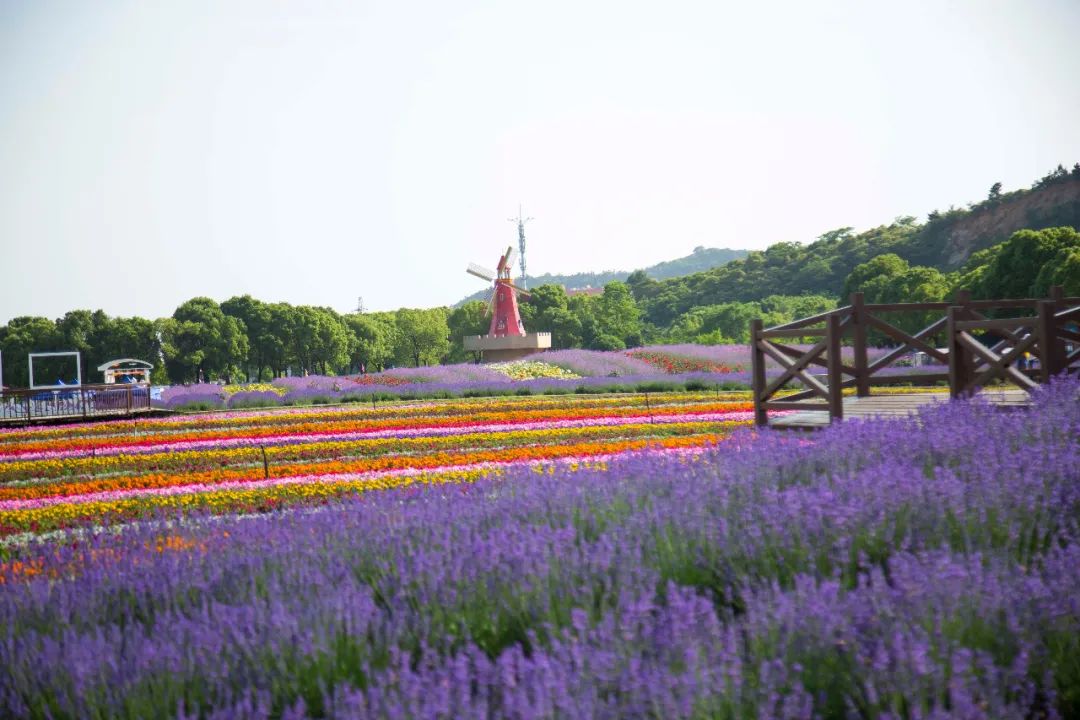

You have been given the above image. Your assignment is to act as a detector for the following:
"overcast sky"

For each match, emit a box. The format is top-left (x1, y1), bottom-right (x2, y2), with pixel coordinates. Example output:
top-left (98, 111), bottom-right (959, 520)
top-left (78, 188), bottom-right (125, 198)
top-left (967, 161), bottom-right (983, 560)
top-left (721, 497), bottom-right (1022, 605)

top-left (1, 0), bottom-right (1078, 323)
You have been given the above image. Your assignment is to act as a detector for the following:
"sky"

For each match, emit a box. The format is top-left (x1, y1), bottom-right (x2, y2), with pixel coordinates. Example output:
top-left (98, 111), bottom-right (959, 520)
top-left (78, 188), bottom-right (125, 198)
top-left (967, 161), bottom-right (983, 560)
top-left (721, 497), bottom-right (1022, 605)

top-left (1, 0), bottom-right (1078, 324)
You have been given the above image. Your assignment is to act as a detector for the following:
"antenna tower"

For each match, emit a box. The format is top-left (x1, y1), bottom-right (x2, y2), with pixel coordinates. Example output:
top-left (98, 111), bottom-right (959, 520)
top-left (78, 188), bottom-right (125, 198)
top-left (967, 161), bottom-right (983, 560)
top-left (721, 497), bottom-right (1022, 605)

top-left (355, 296), bottom-right (365, 314)
top-left (508, 205), bottom-right (532, 289)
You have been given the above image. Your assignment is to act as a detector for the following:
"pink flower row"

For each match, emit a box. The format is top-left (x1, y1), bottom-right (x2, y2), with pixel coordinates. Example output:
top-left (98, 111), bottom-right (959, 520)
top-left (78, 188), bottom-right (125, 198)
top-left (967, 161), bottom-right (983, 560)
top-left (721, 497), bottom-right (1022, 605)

top-left (0, 411), bottom-right (754, 462)
top-left (0, 446), bottom-right (712, 511)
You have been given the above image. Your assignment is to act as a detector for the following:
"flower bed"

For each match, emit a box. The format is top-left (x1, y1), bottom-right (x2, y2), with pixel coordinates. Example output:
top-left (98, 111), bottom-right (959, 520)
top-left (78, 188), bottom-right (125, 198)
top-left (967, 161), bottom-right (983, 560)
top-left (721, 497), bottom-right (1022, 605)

top-left (0, 393), bottom-right (753, 537)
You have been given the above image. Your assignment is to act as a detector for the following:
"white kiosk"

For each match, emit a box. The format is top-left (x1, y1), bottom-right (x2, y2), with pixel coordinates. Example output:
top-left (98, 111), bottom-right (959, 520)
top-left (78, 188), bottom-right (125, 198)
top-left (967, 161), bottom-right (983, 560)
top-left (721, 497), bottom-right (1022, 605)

top-left (98, 358), bottom-right (153, 384)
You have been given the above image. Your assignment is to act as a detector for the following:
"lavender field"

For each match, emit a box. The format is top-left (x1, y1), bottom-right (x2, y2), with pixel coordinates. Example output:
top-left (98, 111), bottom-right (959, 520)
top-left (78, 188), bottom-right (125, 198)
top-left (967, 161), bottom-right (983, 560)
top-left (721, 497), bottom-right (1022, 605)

top-left (157, 344), bottom-right (926, 410)
top-left (3, 378), bottom-right (1078, 719)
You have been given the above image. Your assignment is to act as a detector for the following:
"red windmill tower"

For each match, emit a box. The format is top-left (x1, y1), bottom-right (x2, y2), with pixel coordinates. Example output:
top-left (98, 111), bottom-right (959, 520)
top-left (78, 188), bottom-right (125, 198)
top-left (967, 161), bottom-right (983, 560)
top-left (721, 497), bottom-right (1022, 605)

top-left (464, 245), bottom-right (552, 361)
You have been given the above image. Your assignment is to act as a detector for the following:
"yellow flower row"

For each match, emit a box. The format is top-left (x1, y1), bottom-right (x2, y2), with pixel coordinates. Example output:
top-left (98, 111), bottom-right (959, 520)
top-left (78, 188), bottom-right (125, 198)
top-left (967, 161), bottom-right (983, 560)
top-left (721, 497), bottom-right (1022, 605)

top-left (1, 420), bottom-right (741, 484)
top-left (0, 392), bottom-right (744, 445)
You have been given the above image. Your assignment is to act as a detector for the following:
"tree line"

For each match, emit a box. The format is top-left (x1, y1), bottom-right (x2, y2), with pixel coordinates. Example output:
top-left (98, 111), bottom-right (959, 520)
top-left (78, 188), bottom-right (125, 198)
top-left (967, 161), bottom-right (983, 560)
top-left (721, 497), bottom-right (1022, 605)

top-left (2, 168), bottom-right (1078, 388)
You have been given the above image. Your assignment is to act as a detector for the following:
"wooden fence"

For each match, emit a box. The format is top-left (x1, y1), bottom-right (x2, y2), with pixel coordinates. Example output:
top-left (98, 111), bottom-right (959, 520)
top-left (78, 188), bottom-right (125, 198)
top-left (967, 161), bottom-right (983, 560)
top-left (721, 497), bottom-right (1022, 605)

top-left (750, 286), bottom-right (1080, 426)
top-left (0, 383), bottom-right (153, 424)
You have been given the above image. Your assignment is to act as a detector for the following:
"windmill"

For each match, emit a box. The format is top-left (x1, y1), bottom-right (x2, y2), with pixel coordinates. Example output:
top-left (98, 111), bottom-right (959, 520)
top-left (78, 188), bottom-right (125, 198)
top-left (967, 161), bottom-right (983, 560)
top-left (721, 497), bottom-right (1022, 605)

top-left (466, 246), bottom-right (531, 337)
top-left (464, 245), bottom-right (552, 361)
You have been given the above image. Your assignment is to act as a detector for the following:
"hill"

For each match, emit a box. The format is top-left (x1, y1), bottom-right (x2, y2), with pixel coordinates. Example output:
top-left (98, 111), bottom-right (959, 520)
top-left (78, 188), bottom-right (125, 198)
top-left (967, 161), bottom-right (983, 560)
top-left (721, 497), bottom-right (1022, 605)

top-left (457, 246), bottom-right (748, 305)
top-left (633, 166), bottom-right (1080, 325)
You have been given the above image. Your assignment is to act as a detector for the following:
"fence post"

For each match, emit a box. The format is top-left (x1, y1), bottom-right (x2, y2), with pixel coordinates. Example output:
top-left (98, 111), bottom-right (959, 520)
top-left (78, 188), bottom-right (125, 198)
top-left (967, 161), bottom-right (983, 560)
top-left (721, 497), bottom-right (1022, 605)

top-left (1037, 300), bottom-right (1062, 383)
top-left (947, 306), bottom-right (968, 398)
top-left (850, 292), bottom-right (869, 397)
top-left (827, 313), bottom-right (843, 422)
top-left (750, 319), bottom-right (767, 426)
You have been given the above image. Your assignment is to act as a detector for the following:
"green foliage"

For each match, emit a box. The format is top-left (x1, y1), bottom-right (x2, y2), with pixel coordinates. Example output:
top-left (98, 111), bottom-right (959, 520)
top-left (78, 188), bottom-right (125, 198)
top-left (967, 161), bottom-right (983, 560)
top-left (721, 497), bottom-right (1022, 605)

top-left (285, 306), bottom-right (353, 376)
top-left (344, 313), bottom-right (396, 373)
top-left (222, 295), bottom-right (275, 381)
top-left (591, 281), bottom-right (642, 349)
top-left (975, 226), bottom-right (1080, 299)
top-left (160, 298), bottom-right (249, 383)
top-left (393, 308), bottom-right (450, 368)
top-left (457, 247), bottom-right (748, 305)
top-left (521, 285), bottom-right (585, 349)
top-left (666, 295), bottom-right (837, 344)
top-left (444, 302), bottom-right (490, 363)
top-left (0, 317), bottom-right (61, 387)
top-left (1043, 246), bottom-right (1080, 296)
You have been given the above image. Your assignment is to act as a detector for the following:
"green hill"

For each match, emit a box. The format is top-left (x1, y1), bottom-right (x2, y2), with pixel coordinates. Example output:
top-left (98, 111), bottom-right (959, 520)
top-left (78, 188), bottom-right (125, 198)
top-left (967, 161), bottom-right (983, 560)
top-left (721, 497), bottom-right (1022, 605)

top-left (457, 246), bottom-right (748, 305)
top-left (633, 166), bottom-right (1080, 326)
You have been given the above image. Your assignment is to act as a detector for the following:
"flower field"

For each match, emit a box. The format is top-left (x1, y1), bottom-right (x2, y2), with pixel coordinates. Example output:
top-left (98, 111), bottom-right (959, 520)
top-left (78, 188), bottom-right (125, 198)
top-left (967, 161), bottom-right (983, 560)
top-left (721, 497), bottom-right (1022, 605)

top-left (2, 380), bottom-right (1077, 718)
top-left (156, 344), bottom-right (939, 410)
top-left (0, 392), bottom-right (753, 539)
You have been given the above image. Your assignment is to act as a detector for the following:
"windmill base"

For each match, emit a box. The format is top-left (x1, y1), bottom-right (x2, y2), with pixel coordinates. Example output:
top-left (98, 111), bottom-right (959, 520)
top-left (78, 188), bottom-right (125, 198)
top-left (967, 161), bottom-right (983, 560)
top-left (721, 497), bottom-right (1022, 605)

top-left (463, 332), bottom-right (552, 363)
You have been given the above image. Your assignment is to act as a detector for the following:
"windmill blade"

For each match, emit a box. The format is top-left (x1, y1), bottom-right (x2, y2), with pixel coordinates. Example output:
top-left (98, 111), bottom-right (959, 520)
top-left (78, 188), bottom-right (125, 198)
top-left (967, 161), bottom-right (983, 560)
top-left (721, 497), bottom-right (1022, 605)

top-left (505, 246), bottom-right (517, 271)
top-left (506, 282), bottom-right (531, 298)
top-left (485, 288), bottom-right (497, 315)
top-left (467, 263), bottom-right (496, 282)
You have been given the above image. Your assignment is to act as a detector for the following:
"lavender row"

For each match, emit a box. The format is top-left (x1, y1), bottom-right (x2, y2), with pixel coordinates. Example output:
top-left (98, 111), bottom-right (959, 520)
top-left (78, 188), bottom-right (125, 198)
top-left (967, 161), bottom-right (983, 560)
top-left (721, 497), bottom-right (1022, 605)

top-left (3, 378), bottom-right (1078, 717)
top-left (158, 367), bottom-right (944, 411)
top-left (156, 372), bottom-right (761, 410)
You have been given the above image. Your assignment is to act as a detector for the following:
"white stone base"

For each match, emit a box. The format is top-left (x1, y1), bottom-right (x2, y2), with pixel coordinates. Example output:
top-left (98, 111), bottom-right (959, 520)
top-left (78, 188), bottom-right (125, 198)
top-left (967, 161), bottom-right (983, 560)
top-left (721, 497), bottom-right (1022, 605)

top-left (463, 333), bottom-right (552, 363)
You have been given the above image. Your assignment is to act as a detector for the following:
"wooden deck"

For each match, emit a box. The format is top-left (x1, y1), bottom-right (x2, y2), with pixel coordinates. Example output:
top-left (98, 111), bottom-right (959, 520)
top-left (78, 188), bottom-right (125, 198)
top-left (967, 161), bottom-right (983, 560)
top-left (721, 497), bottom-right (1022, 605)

top-left (769, 389), bottom-right (1031, 429)
top-left (0, 384), bottom-right (155, 426)
top-left (751, 287), bottom-right (1077, 428)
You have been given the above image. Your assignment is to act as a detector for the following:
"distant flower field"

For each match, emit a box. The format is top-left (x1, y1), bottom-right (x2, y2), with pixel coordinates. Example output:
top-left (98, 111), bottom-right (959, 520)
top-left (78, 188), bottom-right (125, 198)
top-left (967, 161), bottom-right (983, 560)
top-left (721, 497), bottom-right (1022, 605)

top-left (157, 344), bottom-right (925, 411)
top-left (0, 392), bottom-right (752, 538)
top-left (0, 378), bottom-right (1077, 718)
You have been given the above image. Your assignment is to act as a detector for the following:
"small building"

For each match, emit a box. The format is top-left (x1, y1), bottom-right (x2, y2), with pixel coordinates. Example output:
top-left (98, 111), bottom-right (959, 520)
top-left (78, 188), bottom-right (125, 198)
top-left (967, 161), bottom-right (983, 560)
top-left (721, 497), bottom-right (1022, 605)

top-left (98, 358), bottom-right (153, 384)
top-left (564, 286), bottom-right (604, 298)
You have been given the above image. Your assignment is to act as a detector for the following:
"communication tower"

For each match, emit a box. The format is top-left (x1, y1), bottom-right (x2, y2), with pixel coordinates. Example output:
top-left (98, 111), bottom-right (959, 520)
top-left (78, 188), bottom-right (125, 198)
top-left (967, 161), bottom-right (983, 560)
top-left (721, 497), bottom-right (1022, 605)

top-left (508, 206), bottom-right (532, 289)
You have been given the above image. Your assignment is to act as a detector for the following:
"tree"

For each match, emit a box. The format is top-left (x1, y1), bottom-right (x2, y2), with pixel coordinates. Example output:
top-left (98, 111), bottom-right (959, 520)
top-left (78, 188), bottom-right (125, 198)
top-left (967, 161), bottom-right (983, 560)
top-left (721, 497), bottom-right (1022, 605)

top-left (625, 270), bottom-right (659, 302)
top-left (842, 253), bottom-right (909, 300)
top-left (445, 301), bottom-right (490, 363)
top-left (162, 297), bottom-right (249, 383)
top-left (0, 317), bottom-right (61, 387)
top-left (95, 316), bottom-right (166, 383)
top-left (978, 227), bottom-right (1080, 298)
top-left (1033, 245), bottom-right (1080, 298)
top-left (988, 182), bottom-right (1003, 201)
top-left (344, 313), bottom-right (396, 372)
top-left (592, 281), bottom-right (642, 348)
top-left (393, 308), bottom-right (450, 367)
top-left (283, 306), bottom-right (352, 375)
top-left (545, 307), bottom-right (585, 349)
top-left (222, 295), bottom-right (274, 381)
top-left (668, 304), bottom-right (746, 343)
top-left (55, 310), bottom-right (100, 380)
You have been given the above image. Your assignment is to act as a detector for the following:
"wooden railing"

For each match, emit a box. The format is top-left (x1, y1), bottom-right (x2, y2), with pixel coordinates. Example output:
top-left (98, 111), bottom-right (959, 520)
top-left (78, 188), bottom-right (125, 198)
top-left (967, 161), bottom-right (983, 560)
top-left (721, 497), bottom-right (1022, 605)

top-left (0, 383), bottom-right (152, 424)
top-left (750, 286), bottom-right (1080, 426)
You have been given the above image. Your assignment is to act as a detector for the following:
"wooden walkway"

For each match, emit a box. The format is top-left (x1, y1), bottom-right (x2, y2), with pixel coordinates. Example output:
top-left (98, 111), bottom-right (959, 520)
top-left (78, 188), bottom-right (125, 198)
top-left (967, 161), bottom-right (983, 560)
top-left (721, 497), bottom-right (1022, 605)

top-left (751, 286), bottom-right (1078, 428)
top-left (0, 384), bottom-right (154, 426)
top-left (769, 389), bottom-right (1031, 429)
